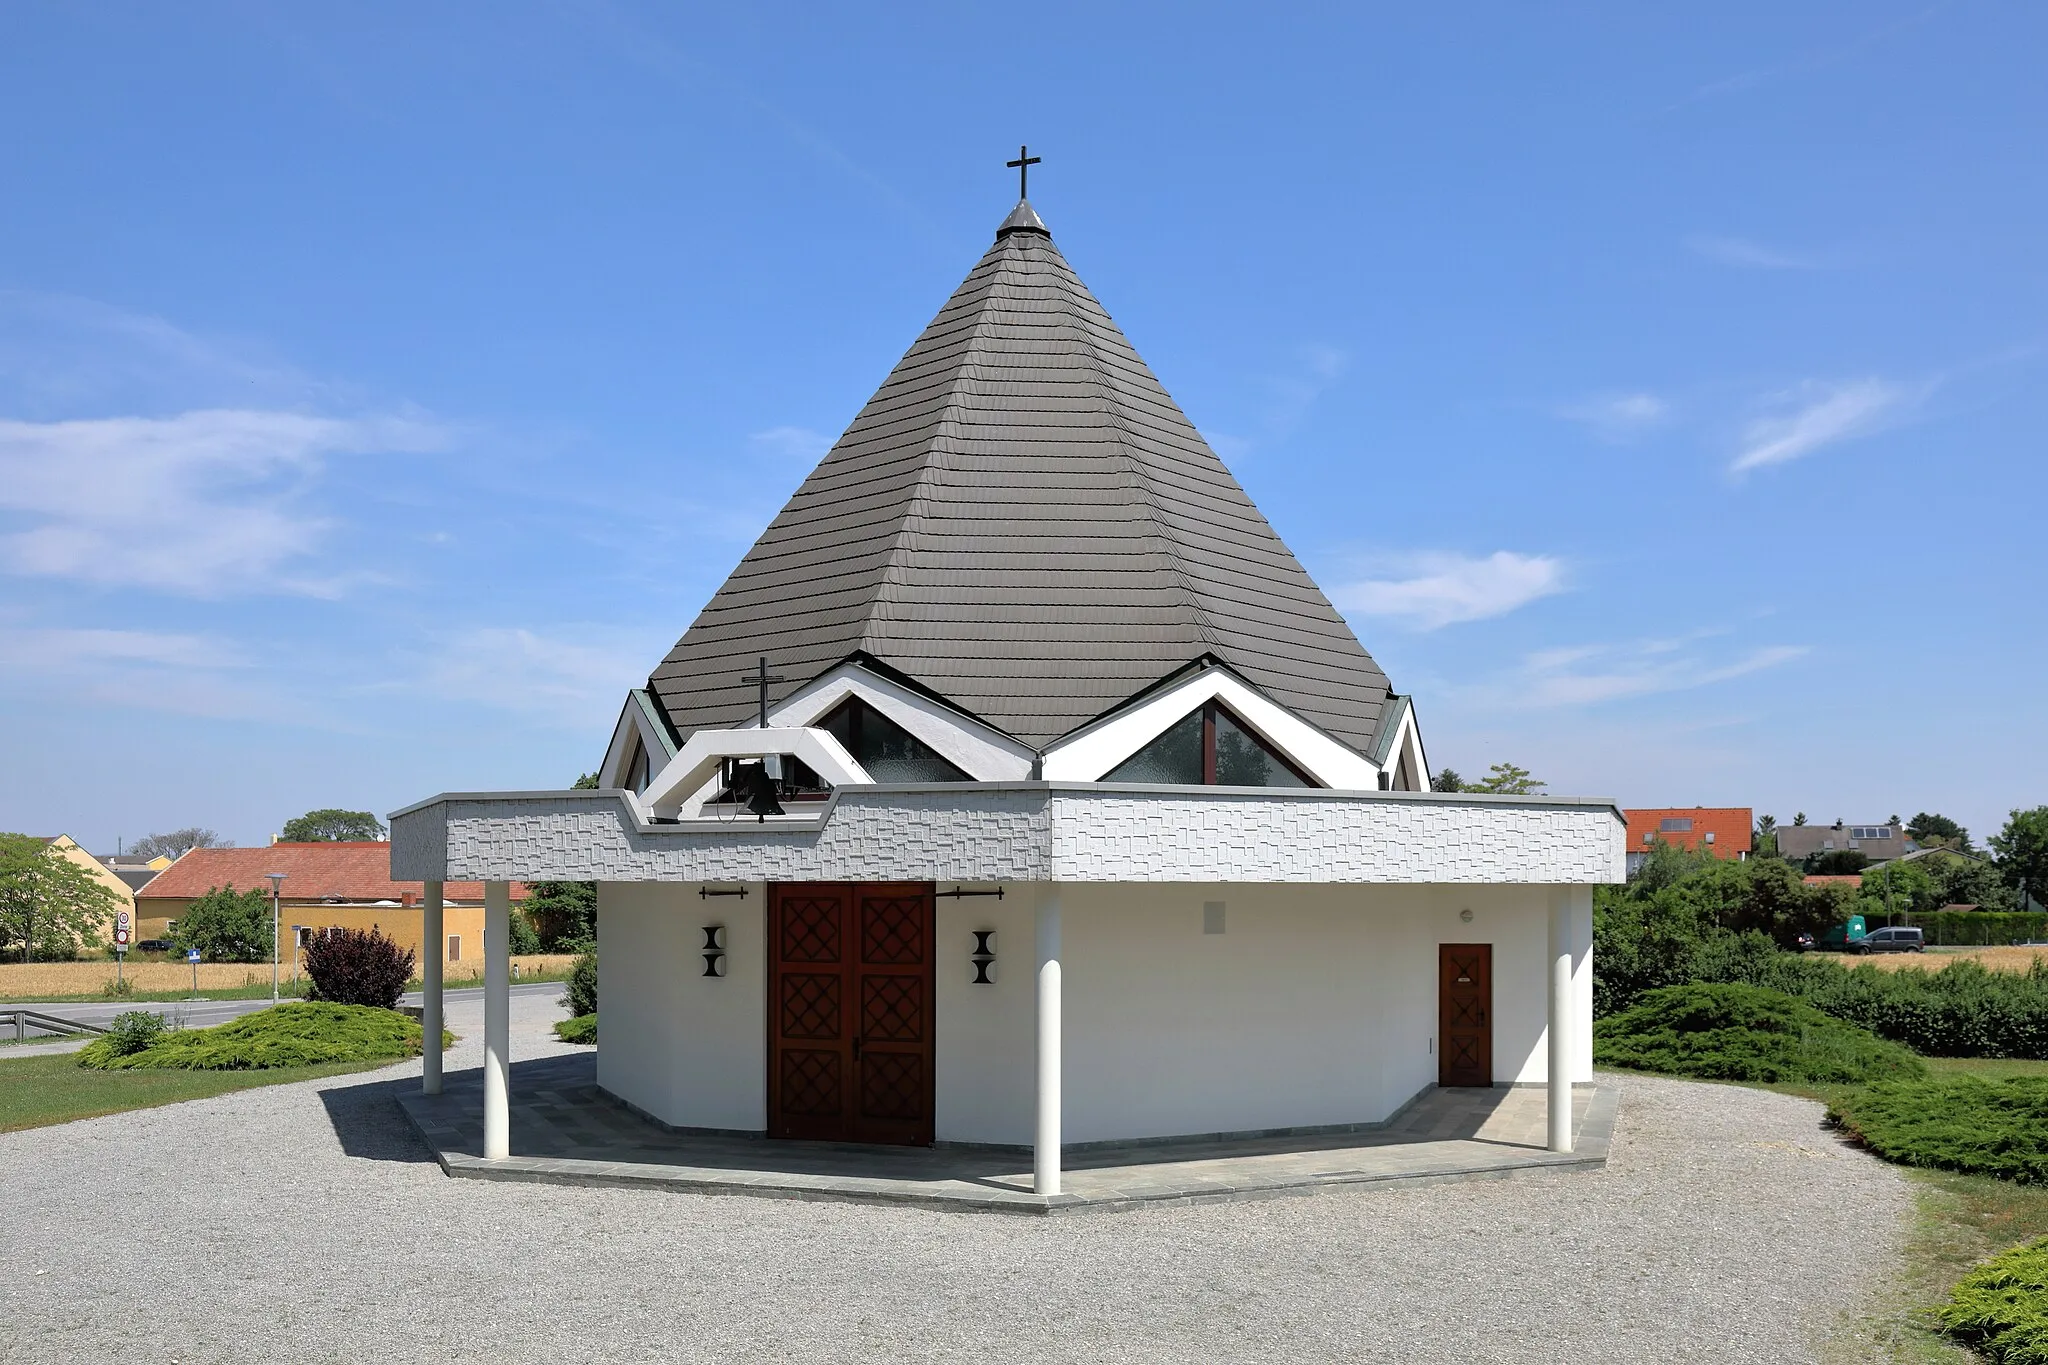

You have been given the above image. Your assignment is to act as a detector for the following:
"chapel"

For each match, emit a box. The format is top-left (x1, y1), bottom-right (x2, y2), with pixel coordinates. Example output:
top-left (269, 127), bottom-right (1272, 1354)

top-left (391, 183), bottom-right (1620, 1194)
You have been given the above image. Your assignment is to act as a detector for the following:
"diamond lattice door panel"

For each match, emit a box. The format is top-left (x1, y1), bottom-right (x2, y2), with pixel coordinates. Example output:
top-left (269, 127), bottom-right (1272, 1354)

top-left (1438, 943), bottom-right (1493, 1088)
top-left (767, 883), bottom-right (934, 1145)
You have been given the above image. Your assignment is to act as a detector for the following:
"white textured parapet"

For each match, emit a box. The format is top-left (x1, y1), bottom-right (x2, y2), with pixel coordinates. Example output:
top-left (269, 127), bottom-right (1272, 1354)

top-left (390, 784), bottom-right (1625, 887)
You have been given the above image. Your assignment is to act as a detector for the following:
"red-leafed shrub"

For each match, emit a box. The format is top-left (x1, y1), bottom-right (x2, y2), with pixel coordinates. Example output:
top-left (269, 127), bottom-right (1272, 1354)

top-left (302, 927), bottom-right (416, 1010)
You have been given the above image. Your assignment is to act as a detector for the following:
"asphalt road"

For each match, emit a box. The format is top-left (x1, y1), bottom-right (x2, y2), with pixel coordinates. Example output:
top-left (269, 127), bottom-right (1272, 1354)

top-left (9, 981), bottom-right (567, 1032)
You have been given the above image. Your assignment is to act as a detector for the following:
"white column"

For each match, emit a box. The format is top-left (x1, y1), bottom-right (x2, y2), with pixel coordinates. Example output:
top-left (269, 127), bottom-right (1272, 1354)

top-left (1547, 888), bottom-right (1573, 1154)
top-left (421, 881), bottom-right (444, 1096)
top-left (1034, 886), bottom-right (1062, 1196)
top-left (484, 880), bottom-right (511, 1159)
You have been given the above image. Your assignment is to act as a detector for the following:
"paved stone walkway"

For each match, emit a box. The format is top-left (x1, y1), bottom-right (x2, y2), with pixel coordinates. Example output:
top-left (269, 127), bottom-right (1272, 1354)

top-left (398, 1052), bottom-right (1614, 1213)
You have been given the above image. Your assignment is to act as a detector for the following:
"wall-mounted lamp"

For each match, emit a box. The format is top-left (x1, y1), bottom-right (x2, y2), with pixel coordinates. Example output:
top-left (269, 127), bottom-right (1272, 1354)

top-left (702, 925), bottom-right (727, 978)
top-left (1459, 907), bottom-right (1474, 923)
top-left (970, 930), bottom-right (996, 985)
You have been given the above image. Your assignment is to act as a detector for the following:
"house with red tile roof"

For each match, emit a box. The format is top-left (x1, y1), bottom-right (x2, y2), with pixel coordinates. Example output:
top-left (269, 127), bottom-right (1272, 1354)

top-left (1623, 808), bottom-right (1753, 875)
top-left (135, 843), bottom-right (527, 968)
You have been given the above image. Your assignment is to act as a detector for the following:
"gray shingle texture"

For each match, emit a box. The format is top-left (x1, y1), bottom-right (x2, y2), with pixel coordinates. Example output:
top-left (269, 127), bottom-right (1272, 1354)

top-left (649, 203), bottom-right (1394, 752)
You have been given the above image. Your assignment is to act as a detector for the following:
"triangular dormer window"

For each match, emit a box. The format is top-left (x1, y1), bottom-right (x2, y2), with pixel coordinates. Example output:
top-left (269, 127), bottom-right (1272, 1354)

top-left (1103, 701), bottom-right (1315, 788)
top-left (820, 697), bottom-right (970, 783)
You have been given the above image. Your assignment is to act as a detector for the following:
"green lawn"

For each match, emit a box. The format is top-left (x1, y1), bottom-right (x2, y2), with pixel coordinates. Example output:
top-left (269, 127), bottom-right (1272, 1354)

top-left (0, 1051), bottom-right (393, 1133)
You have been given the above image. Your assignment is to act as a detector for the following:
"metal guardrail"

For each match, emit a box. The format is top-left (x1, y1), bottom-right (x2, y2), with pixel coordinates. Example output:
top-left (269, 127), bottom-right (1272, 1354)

top-left (4, 1009), bottom-right (108, 1041)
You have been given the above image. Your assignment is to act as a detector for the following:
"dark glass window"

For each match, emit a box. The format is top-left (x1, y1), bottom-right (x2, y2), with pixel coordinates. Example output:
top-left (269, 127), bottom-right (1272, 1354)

top-left (1102, 708), bottom-right (1204, 784)
top-left (819, 697), bottom-right (969, 783)
top-left (1103, 701), bottom-right (1314, 788)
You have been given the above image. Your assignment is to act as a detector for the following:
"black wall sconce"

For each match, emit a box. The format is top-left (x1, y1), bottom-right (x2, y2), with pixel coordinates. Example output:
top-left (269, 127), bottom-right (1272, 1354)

top-left (970, 930), bottom-right (996, 985)
top-left (702, 925), bottom-right (727, 978)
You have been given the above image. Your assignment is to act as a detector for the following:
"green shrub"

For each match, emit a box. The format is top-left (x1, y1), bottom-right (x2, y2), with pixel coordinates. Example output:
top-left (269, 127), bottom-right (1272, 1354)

top-left (77, 1002), bottom-right (428, 1071)
top-left (172, 885), bottom-right (272, 963)
top-left (1939, 1237), bottom-right (2048, 1364)
top-left (1738, 956), bottom-right (2048, 1060)
top-left (100, 1009), bottom-right (168, 1057)
top-left (1826, 1078), bottom-right (2048, 1184)
top-left (555, 1013), bottom-right (597, 1045)
top-left (566, 950), bottom-right (597, 1018)
top-left (1593, 982), bottom-right (1927, 1084)
top-left (100, 975), bottom-right (135, 998)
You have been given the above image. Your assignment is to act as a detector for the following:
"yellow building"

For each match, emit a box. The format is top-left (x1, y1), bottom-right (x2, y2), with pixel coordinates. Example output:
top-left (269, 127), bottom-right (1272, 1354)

top-left (134, 842), bottom-right (525, 967)
top-left (32, 835), bottom-right (137, 947)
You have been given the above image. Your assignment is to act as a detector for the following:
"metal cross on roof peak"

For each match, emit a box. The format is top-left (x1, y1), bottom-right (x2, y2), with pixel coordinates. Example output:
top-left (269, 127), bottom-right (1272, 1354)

top-left (1006, 144), bottom-right (1041, 200)
top-left (739, 655), bottom-right (786, 730)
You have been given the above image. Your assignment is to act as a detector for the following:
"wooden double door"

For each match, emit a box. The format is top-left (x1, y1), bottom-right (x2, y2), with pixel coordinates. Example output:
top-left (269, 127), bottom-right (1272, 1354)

top-left (1438, 943), bottom-right (1493, 1087)
top-left (768, 883), bottom-right (935, 1146)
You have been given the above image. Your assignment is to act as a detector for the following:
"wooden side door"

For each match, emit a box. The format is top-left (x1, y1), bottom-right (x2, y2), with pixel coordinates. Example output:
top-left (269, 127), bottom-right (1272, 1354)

top-left (849, 884), bottom-right (935, 1146)
top-left (1438, 943), bottom-right (1493, 1087)
top-left (768, 884), bottom-right (855, 1141)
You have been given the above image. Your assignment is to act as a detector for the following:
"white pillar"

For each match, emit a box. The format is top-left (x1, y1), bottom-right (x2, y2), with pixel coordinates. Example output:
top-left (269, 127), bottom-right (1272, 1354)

top-left (1034, 886), bottom-right (1062, 1197)
top-left (1547, 888), bottom-right (1573, 1154)
top-left (421, 881), bottom-right (444, 1096)
top-left (483, 880), bottom-right (511, 1159)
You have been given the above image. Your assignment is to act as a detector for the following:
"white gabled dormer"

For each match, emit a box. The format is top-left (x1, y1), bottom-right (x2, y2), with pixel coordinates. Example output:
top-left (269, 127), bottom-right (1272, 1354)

top-left (1042, 662), bottom-right (1418, 792)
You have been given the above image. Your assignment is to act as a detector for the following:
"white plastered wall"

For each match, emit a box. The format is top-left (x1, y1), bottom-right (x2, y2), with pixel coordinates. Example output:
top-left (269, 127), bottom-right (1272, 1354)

top-left (929, 881), bottom-right (1596, 1147)
top-left (595, 881), bottom-right (766, 1131)
top-left (597, 876), bottom-right (1595, 1147)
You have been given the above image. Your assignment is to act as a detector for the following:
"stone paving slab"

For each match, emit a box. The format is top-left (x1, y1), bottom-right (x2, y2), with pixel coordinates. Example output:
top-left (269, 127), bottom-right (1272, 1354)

top-left (396, 1053), bottom-right (1615, 1215)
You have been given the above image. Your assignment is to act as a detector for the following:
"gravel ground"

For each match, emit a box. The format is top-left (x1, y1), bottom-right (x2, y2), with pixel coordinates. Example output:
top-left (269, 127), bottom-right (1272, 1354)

top-left (0, 993), bottom-right (1912, 1365)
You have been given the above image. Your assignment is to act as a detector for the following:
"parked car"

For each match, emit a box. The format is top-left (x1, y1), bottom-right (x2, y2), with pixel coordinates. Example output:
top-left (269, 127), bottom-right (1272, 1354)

top-left (134, 938), bottom-right (175, 953)
top-left (1855, 926), bottom-right (1926, 954)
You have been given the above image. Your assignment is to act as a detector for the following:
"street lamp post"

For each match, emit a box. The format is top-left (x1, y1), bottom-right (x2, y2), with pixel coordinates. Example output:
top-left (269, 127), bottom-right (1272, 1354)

top-left (265, 873), bottom-right (286, 1003)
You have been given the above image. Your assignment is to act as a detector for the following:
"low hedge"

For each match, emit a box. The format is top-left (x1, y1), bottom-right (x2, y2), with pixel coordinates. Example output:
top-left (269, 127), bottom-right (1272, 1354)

top-left (78, 1002), bottom-right (434, 1071)
top-left (1825, 1078), bottom-right (2048, 1184)
top-left (1593, 982), bottom-right (1926, 1084)
top-left (555, 1013), bottom-right (596, 1045)
top-left (1743, 956), bottom-right (2048, 1059)
top-left (1907, 911), bottom-right (2048, 947)
top-left (1938, 1236), bottom-right (2048, 1364)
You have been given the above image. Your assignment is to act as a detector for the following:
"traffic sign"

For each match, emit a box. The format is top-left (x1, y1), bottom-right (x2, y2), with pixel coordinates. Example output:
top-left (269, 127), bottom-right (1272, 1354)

top-left (185, 948), bottom-right (201, 963)
top-left (114, 908), bottom-right (130, 947)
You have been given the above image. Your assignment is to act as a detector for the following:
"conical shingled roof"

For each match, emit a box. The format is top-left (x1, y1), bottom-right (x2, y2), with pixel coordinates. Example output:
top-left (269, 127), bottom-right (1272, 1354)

top-left (647, 201), bottom-right (1394, 754)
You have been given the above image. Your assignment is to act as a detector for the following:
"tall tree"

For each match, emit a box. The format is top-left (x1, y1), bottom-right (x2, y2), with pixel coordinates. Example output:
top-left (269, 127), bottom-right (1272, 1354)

top-left (1990, 807), bottom-right (2048, 911)
top-left (1907, 812), bottom-right (1973, 853)
top-left (0, 833), bottom-right (119, 962)
top-left (279, 809), bottom-right (386, 842)
top-left (129, 827), bottom-right (230, 860)
top-left (1430, 768), bottom-right (1465, 793)
top-left (1468, 762), bottom-right (1545, 795)
top-left (572, 772), bottom-right (600, 790)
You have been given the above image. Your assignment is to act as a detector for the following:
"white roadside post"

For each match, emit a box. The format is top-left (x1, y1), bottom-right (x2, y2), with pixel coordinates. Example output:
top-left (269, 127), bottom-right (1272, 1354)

top-left (1547, 888), bottom-right (1573, 1154)
top-left (422, 880), bottom-right (444, 1096)
top-left (265, 872), bottom-right (285, 1004)
top-left (1034, 885), bottom-right (1063, 1196)
top-left (484, 880), bottom-right (511, 1159)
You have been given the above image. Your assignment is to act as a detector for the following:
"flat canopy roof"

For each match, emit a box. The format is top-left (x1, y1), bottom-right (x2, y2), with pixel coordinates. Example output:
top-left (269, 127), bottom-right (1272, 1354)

top-left (390, 784), bottom-right (1625, 887)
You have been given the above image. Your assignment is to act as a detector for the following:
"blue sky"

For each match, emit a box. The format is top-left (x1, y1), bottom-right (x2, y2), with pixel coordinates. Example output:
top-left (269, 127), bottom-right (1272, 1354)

top-left (1, 3), bottom-right (2042, 851)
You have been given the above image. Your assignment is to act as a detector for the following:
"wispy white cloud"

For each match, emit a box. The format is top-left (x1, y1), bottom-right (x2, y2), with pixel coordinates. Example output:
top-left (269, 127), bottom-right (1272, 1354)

top-left (1506, 638), bottom-right (1808, 708)
top-left (0, 627), bottom-right (246, 672)
top-left (749, 426), bottom-right (833, 462)
top-left (0, 408), bottom-right (452, 594)
top-left (0, 623), bottom-right (308, 723)
top-left (1731, 378), bottom-right (1922, 474)
top-left (1331, 551), bottom-right (1567, 630)
top-left (409, 626), bottom-right (666, 731)
top-left (1685, 235), bottom-right (1831, 271)
top-left (1557, 391), bottom-right (1668, 441)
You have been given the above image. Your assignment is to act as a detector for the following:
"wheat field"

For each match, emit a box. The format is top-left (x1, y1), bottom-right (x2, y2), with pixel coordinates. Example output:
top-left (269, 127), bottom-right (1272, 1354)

top-left (1814, 945), bottom-right (2047, 974)
top-left (0, 954), bottom-right (582, 1001)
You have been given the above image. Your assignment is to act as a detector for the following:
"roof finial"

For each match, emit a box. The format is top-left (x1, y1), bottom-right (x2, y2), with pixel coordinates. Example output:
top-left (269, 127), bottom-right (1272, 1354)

top-left (1006, 144), bottom-right (1041, 200)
